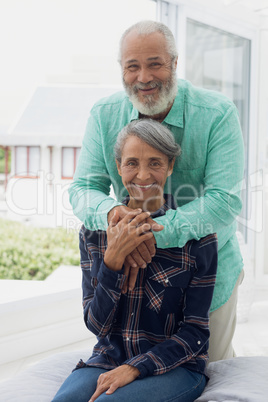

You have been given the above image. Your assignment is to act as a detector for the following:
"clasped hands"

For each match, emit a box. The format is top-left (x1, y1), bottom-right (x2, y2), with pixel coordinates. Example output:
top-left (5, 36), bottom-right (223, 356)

top-left (105, 205), bottom-right (163, 293)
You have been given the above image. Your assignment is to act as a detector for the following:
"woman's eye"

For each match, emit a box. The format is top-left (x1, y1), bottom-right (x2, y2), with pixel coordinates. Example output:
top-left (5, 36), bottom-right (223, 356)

top-left (127, 161), bottom-right (137, 167)
top-left (150, 162), bottom-right (160, 167)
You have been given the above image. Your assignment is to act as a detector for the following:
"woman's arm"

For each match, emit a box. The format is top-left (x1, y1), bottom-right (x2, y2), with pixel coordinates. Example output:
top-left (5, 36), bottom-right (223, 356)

top-left (81, 210), bottom-right (154, 337)
top-left (123, 234), bottom-right (218, 378)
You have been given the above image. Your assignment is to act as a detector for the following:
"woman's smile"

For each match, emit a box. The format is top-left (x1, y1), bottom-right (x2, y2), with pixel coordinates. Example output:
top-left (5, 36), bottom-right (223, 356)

top-left (132, 182), bottom-right (155, 190)
top-left (116, 136), bottom-right (174, 211)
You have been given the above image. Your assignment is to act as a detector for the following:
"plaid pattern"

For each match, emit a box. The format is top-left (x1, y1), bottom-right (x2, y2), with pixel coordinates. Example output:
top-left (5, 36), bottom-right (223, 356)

top-left (78, 196), bottom-right (218, 379)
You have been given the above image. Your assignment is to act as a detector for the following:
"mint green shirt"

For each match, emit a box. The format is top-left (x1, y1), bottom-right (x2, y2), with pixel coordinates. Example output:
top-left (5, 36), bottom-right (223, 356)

top-left (69, 79), bottom-right (244, 311)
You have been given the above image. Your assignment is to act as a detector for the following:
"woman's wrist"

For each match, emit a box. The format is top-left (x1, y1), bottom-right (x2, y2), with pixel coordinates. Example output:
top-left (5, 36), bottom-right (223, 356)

top-left (104, 249), bottom-right (124, 271)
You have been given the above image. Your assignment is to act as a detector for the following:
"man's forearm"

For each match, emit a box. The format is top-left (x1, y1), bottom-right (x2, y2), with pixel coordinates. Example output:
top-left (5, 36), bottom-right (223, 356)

top-left (69, 180), bottom-right (123, 230)
top-left (154, 188), bottom-right (242, 250)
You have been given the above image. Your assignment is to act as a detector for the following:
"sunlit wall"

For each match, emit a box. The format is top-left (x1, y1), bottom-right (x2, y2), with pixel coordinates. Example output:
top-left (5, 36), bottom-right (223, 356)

top-left (0, 0), bottom-right (156, 131)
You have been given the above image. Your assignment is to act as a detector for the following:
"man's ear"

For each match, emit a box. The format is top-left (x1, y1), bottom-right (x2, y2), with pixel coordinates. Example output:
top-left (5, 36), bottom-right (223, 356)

top-left (174, 56), bottom-right (178, 70)
top-left (116, 160), bottom-right (122, 176)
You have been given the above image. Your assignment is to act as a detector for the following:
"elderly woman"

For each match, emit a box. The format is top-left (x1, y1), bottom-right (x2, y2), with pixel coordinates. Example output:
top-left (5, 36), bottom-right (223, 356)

top-left (52, 119), bottom-right (218, 402)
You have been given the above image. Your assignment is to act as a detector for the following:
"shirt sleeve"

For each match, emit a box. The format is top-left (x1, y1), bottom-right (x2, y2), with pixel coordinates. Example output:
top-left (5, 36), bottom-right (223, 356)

top-left (80, 229), bottom-right (126, 338)
top-left (154, 104), bottom-right (244, 250)
top-left (124, 234), bottom-right (218, 378)
top-left (69, 108), bottom-right (123, 230)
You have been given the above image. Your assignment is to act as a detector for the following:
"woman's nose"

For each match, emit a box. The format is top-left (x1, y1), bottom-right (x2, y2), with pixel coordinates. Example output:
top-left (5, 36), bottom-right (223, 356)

top-left (136, 167), bottom-right (150, 181)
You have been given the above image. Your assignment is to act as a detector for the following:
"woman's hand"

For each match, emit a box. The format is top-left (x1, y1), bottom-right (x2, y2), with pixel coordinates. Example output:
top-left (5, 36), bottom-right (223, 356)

top-left (107, 206), bottom-right (163, 271)
top-left (104, 209), bottom-right (154, 271)
top-left (89, 365), bottom-right (140, 402)
top-left (122, 216), bottom-right (164, 293)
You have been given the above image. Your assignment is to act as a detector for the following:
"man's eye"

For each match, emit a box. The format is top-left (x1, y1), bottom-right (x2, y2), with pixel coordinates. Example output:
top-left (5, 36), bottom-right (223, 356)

top-left (127, 65), bottom-right (139, 71)
top-left (150, 63), bottom-right (161, 68)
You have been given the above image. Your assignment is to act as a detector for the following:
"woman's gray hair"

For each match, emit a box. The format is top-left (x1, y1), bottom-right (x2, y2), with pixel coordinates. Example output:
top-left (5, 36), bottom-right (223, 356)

top-left (118, 20), bottom-right (178, 64)
top-left (114, 119), bottom-right (181, 164)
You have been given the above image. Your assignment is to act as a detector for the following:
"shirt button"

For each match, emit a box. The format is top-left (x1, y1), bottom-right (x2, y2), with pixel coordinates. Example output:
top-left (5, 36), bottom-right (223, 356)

top-left (165, 242), bottom-right (169, 246)
top-left (131, 313), bottom-right (134, 316)
top-left (126, 337), bottom-right (130, 341)
top-left (165, 279), bottom-right (169, 283)
top-left (197, 341), bottom-right (201, 345)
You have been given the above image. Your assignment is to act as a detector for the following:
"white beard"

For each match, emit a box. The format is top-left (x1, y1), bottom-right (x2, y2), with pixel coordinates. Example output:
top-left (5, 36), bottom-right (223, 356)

top-left (123, 70), bottom-right (178, 116)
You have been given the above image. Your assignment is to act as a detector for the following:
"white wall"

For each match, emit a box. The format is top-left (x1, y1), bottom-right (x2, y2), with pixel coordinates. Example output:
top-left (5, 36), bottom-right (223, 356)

top-left (0, 0), bottom-right (156, 132)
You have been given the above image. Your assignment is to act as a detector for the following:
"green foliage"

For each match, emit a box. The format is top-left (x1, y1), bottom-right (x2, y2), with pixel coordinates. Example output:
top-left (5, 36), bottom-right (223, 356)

top-left (0, 148), bottom-right (11, 174)
top-left (0, 218), bottom-right (80, 280)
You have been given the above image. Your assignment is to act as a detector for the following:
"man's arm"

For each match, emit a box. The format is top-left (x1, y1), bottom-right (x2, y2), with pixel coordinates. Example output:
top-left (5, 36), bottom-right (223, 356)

top-left (155, 104), bottom-right (244, 250)
top-left (69, 109), bottom-right (123, 231)
top-left (70, 103), bottom-right (243, 253)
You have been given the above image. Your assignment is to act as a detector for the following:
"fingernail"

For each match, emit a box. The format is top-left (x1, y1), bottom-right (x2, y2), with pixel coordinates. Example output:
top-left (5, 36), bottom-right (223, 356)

top-left (142, 264), bottom-right (147, 268)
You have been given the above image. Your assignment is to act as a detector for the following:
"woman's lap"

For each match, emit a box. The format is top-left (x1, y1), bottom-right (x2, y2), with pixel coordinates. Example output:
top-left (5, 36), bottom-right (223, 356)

top-left (52, 366), bottom-right (206, 402)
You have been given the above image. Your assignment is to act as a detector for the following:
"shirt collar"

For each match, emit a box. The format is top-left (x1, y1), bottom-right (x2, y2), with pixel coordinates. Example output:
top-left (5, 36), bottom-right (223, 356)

top-left (128, 80), bottom-right (184, 128)
top-left (122, 194), bottom-right (177, 219)
top-left (163, 80), bottom-right (184, 128)
top-left (130, 106), bottom-right (139, 121)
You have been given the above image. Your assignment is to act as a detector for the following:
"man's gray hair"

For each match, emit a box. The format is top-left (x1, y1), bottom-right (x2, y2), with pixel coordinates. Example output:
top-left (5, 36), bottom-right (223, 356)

top-left (118, 20), bottom-right (178, 64)
top-left (114, 119), bottom-right (181, 164)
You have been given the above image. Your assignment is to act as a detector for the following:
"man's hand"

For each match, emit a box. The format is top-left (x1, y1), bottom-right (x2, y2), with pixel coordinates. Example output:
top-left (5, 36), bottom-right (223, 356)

top-left (107, 205), bottom-right (133, 223)
top-left (89, 365), bottom-right (140, 402)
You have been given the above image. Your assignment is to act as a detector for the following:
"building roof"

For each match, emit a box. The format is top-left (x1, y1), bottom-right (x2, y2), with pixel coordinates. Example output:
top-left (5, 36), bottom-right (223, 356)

top-left (1, 86), bottom-right (122, 146)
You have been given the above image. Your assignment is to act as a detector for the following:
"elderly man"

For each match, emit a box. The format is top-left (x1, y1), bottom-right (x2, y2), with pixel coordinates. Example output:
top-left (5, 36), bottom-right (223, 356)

top-left (69, 20), bottom-right (244, 362)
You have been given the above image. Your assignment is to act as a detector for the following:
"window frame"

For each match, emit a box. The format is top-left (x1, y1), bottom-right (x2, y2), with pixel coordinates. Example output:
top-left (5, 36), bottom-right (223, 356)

top-left (14, 146), bottom-right (41, 178)
top-left (61, 147), bottom-right (81, 179)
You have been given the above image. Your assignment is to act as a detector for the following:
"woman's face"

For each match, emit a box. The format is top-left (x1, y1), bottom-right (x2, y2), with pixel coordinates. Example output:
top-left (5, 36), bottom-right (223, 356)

top-left (116, 135), bottom-right (174, 211)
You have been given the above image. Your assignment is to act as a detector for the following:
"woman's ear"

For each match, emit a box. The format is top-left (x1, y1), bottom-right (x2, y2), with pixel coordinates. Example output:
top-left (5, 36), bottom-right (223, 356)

top-left (116, 160), bottom-right (122, 176)
top-left (168, 158), bottom-right (175, 176)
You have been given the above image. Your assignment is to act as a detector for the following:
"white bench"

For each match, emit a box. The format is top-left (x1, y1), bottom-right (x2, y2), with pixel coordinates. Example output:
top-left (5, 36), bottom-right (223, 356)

top-left (0, 350), bottom-right (267, 401)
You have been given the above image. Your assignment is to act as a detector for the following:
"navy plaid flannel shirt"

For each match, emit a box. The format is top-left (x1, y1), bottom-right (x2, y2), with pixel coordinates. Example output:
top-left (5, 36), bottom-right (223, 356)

top-left (78, 195), bottom-right (218, 379)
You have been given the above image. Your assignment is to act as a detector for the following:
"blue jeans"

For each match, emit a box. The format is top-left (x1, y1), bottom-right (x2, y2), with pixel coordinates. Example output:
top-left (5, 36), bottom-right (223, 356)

top-left (52, 366), bottom-right (206, 402)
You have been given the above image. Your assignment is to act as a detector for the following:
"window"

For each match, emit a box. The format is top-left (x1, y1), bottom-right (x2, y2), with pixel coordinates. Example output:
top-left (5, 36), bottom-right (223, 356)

top-left (185, 19), bottom-right (251, 239)
top-left (62, 147), bottom-right (81, 179)
top-left (185, 19), bottom-right (250, 154)
top-left (15, 146), bottom-right (40, 177)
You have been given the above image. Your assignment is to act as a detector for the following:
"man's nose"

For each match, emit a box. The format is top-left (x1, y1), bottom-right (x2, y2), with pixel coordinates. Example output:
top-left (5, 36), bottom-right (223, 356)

top-left (137, 67), bottom-right (153, 84)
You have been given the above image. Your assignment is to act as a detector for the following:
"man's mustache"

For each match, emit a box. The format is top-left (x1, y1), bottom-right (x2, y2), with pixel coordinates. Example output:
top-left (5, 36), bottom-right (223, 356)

top-left (133, 81), bottom-right (162, 93)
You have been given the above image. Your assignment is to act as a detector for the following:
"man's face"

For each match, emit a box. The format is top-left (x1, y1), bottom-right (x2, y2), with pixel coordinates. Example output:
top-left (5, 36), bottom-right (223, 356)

top-left (121, 31), bottom-right (178, 116)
